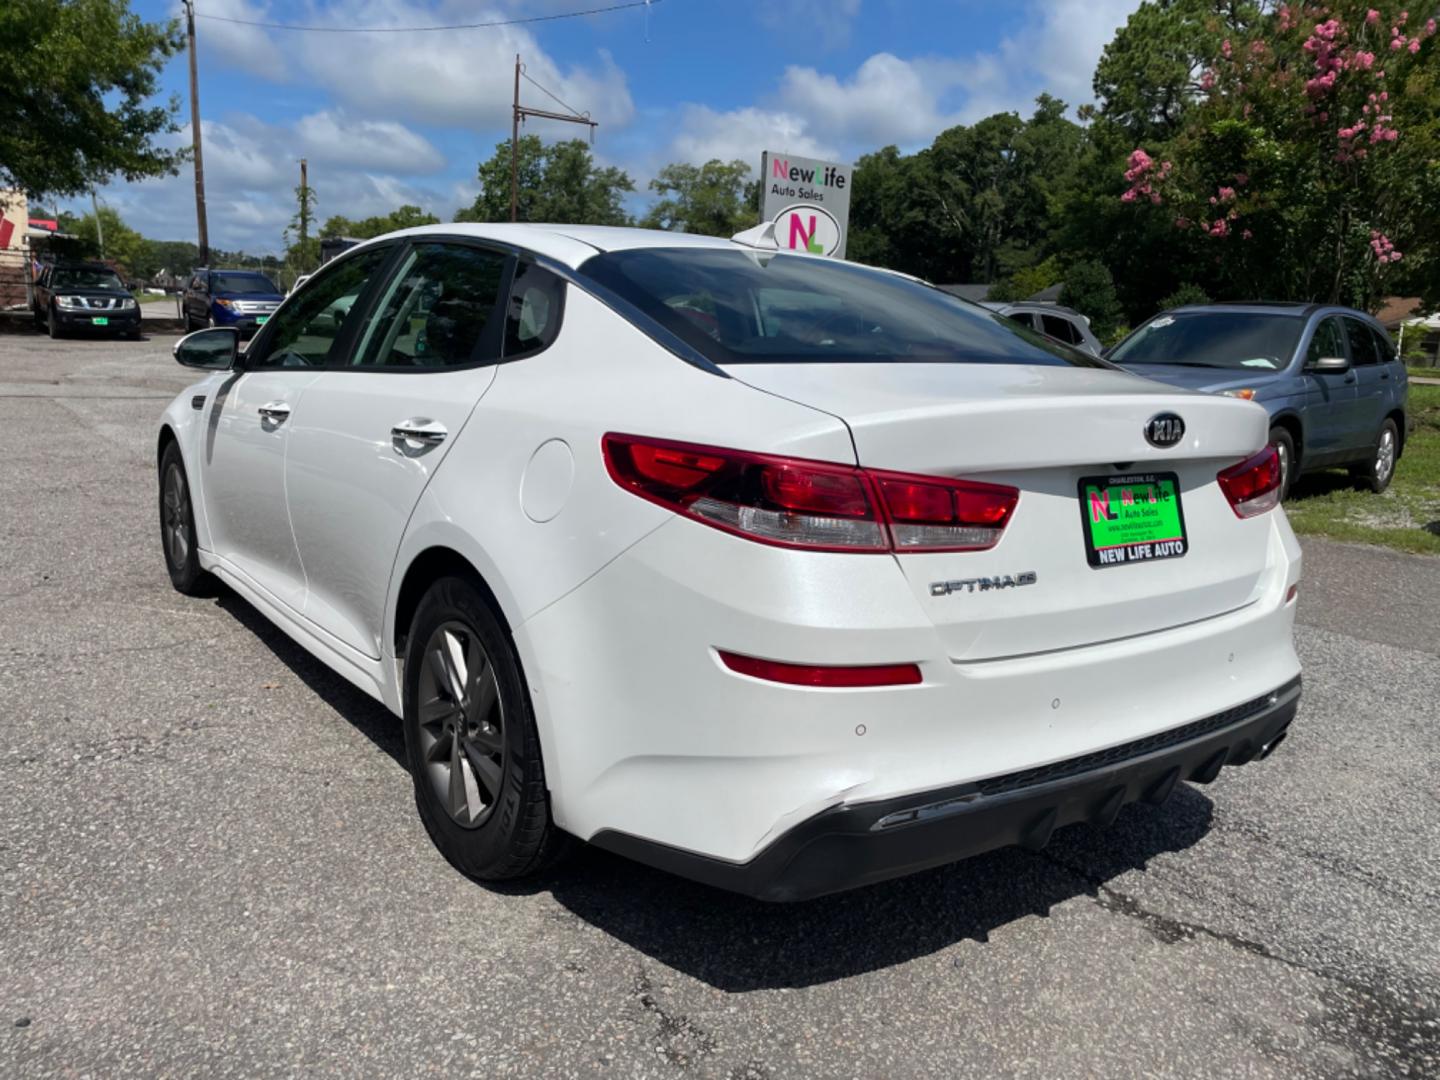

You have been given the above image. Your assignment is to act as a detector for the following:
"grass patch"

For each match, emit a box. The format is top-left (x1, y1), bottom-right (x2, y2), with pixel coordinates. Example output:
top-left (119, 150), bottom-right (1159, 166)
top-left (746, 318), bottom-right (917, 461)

top-left (1407, 366), bottom-right (1440, 382)
top-left (1283, 383), bottom-right (1440, 554)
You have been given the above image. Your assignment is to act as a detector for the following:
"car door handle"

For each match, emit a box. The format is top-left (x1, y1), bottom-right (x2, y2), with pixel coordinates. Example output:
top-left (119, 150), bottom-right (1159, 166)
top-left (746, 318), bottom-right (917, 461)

top-left (392, 418), bottom-right (447, 451)
top-left (258, 401), bottom-right (291, 423)
top-left (1380, 372), bottom-right (1390, 381)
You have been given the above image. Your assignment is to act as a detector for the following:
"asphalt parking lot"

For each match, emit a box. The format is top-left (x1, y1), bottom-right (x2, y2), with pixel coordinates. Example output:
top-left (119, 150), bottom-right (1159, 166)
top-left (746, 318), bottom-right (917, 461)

top-left (2, 330), bottom-right (1438, 1079)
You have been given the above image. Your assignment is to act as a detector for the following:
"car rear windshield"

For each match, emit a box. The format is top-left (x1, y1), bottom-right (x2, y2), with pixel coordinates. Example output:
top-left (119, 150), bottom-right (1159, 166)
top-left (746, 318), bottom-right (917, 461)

top-left (53, 268), bottom-right (124, 290)
top-left (1109, 312), bottom-right (1306, 372)
top-left (211, 273), bottom-right (278, 295)
top-left (579, 249), bottom-right (1106, 367)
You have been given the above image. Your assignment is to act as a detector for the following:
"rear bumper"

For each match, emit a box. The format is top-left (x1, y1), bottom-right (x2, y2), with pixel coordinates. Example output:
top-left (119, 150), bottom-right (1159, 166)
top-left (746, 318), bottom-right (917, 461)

top-left (593, 676), bottom-right (1300, 901)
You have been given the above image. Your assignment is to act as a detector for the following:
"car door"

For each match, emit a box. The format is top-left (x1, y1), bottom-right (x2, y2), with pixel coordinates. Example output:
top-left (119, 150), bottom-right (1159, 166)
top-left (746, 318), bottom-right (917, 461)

top-left (283, 240), bottom-right (512, 659)
top-left (1345, 317), bottom-right (1390, 451)
top-left (200, 245), bottom-right (394, 612)
top-left (1298, 315), bottom-right (1359, 463)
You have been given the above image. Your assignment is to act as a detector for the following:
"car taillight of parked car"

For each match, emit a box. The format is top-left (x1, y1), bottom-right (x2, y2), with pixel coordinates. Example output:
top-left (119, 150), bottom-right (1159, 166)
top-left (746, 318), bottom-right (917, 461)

top-left (602, 434), bottom-right (1019, 553)
top-left (1217, 445), bottom-right (1282, 519)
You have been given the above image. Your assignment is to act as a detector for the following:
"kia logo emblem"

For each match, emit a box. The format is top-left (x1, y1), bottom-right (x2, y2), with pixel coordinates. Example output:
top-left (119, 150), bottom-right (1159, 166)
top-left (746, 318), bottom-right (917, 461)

top-left (1145, 413), bottom-right (1186, 448)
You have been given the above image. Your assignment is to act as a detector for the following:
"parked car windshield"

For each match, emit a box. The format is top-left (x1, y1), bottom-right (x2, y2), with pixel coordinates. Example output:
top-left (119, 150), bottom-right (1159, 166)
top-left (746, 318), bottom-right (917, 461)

top-left (580, 248), bottom-right (1107, 367)
top-left (53, 267), bottom-right (124, 290)
top-left (1110, 311), bottom-right (1306, 371)
top-left (211, 273), bottom-right (279, 295)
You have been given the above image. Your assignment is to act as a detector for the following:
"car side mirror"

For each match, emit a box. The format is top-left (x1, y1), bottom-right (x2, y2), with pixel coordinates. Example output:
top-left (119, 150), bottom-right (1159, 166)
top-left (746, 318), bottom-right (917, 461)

top-left (1308, 355), bottom-right (1349, 373)
top-left (174, 327), bottom-right (239, 371)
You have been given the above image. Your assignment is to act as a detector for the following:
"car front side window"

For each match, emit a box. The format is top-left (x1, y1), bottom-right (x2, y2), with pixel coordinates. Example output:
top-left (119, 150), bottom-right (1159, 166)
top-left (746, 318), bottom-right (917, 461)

top-left (249, 247), bottom-right (391, 370)
top-left (1306, 317), bottom-right (1347, 366)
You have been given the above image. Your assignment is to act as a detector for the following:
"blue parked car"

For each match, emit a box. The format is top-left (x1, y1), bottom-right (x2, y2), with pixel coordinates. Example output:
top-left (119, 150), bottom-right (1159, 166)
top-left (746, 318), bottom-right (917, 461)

top-left (182, 269), bottom-right (284, 337)
top-left (1109, 302), bottom-right (1408, 498)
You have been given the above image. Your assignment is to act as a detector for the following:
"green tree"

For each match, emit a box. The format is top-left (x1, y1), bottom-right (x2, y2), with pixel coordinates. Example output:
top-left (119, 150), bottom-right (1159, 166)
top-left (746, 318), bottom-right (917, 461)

top-left (641, 159), bottom-right (756, 236)
top-left (322, 204), bottom-right (440, 240)
top-left (0, 0), bottom-right (184, 198)
top-left (1060, 259), bottom-right (1124, 338)
top-left (70, 205), bottom-right (146, 273)
top-left (1159, 282), bottom-right (1211, 309)
top-left (458, 136), bottom-right (633, 225)
top-left (1096, 0), bottom-right (1440, 311)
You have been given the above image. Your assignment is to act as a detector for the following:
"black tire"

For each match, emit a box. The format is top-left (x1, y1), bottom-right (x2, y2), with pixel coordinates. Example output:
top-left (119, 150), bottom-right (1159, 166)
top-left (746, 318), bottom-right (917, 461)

top-left (158, 442), bottom-right (209, 595)
top-left (46, 305), bottom-right (62, 339)
top-left (403, 576), bottom-right (567, 881)
top-left (1353, 418), bottom-right (1399, 494)
top-left (1268, 426), bottom-right (1296, 501)
top-left (183, 308), bottom-right (195, 333)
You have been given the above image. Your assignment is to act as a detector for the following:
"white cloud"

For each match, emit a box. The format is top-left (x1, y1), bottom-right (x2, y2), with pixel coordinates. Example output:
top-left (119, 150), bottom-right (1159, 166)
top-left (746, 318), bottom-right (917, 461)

top-left (777, 52), bottom-right (963, 148)
top-left (757, 0), bottom-right (863, 51)
top-left (185, 0), bottom-right (289, 83)
top-left (293, 111), bottom-right (446, 174)
top-left (950, 0), bottom-right (1143, 123)
top-left (81, 111), bottom-right (458, 251)
top-left (289, 1), bottom-right (633, 132)
top-left (662, 105), bottom-right (838, 170)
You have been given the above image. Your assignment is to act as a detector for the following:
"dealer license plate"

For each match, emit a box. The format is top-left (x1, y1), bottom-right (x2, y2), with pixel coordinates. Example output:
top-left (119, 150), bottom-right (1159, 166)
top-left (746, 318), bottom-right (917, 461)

top-left (255, 315), bottom-right (269, 325)
top-left (1078, 472), bottom-right (1188, 568)
top-left (91, 316), bottom-right (109, 326)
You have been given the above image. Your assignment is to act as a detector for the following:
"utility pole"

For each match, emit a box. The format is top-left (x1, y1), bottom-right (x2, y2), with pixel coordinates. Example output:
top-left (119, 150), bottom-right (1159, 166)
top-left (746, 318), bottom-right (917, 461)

top-left (509, 54), bottom-right (598, 222)
top-left (182, 0), bottom-right (209, 266)
top-left (90, 189), bottom-right (105, 259)
top-left (297, 158), bottom-right (311, 271)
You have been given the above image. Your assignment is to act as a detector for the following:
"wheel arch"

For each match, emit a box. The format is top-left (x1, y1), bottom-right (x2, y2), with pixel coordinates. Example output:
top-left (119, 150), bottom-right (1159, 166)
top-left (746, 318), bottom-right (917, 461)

top-left (391, 545), bottom-right (513, 661)
top-left (1384, 407), bottom-right (1407, 457)
top-left (1269, 411), bottom-right (1304, 467)
top-left (157, 422), bottom-right (179, 469)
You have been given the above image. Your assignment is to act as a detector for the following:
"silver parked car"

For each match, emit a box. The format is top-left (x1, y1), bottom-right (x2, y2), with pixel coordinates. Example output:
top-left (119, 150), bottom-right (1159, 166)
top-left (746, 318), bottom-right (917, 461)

top-left (982, 302), bottom-right (1104, 356)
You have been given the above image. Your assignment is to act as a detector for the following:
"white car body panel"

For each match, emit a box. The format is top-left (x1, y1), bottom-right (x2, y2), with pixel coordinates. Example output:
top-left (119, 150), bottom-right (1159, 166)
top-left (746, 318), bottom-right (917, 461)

top-left (156, 223), bottom-right (1302, 889)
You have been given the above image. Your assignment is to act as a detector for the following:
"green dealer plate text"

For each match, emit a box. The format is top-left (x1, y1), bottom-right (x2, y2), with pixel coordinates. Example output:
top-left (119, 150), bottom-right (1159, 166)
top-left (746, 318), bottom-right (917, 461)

top-left (1078, 472), bottom-right (1188, 568)
top-left (91, 316), bottom-right (109, 326)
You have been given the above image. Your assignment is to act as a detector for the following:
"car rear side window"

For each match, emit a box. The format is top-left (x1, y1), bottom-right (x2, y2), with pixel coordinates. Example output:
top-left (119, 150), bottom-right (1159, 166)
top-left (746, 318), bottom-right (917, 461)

top-left (352, 243), bottom-right (507, 368)
top-left (1040, 313), bottom-right (1083, 346)
top-left (1344, 318), bottom-right (1381, 366)
top-left (579, 248), bottom-right (1102, 367)
top-left (1369, 324), bottom-right (1397, 364)
top-left (249, 247), bottom-right (390, 370)
top-left (503, 261), bottom-right (565, 359)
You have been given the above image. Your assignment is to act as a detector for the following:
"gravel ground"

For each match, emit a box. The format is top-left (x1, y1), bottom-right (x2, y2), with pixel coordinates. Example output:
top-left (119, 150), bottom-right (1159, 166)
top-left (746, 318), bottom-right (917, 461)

top-left (2, 331), bottom-right (1438, 1079)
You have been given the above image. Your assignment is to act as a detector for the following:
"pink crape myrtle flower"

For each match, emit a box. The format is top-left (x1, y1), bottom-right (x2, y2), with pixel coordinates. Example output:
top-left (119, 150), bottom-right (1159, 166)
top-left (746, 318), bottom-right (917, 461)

top-left (1209, 219), bottom-right (1230, 238)
top-left (1409, 38), bottom-right (1421, 52)
top-left (1366, 8), bottom-right (1380, 24)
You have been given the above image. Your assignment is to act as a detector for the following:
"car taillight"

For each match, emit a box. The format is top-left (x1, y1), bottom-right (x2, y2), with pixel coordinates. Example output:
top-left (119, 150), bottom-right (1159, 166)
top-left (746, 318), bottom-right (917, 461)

top-left (1217, 445), bottom-right (1281, 518)
top-left (602, 434), bottom-right (1018, 553)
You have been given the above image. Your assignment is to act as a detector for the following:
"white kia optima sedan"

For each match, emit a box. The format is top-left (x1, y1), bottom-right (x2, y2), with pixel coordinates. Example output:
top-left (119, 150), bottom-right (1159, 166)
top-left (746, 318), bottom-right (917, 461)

top-left (156, 224), bottom-right (1301, 901)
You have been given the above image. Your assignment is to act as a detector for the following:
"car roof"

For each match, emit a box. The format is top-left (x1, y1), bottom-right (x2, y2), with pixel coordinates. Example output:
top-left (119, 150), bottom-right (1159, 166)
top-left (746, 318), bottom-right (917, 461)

top-left (52, 261), bottom-right (113, 270)
top-left (375, 222), bottom-right (769, 270)
top-left (1166, 301), bottom-right (1322, 318)
top-left (209, 268), bottom-right (274, 276)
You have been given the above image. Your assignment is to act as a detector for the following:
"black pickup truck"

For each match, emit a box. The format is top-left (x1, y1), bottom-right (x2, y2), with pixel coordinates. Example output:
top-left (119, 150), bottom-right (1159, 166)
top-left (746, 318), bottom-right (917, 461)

top-left (33, 262), bottom-right (141, 339)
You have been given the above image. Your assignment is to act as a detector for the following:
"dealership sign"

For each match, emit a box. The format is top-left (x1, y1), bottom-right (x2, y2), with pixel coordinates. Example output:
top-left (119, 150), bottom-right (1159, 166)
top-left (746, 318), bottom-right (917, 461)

top-left (760, 151), bottom-right (852, 258)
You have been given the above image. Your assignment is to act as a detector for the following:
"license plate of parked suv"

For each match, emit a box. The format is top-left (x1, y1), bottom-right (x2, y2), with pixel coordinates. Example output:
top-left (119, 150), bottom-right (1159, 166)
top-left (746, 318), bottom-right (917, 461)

top-left (91, 316), bottom-right (108, 326)
top-left (1079, 472), bottom-right (1188, 567)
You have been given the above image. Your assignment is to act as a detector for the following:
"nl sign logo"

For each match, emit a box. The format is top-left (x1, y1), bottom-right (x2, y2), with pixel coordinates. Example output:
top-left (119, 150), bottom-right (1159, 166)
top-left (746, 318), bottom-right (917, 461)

top-left (760, 150), bottom-right (853, 258)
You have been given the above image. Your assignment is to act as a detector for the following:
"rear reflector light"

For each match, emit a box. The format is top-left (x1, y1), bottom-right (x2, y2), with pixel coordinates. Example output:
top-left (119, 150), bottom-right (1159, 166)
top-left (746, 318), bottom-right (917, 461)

top-left (718, 650), bottom-right (922, 687)
top-left (602, 434), bottom-right (1018, 553)
top-left (1217, 445), bottom-right (1282, 518)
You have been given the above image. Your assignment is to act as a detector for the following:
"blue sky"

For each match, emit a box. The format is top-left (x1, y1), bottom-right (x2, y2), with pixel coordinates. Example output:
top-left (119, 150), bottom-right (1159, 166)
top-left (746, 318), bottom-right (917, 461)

top-left (72, 0), bottom-right (1142, 254)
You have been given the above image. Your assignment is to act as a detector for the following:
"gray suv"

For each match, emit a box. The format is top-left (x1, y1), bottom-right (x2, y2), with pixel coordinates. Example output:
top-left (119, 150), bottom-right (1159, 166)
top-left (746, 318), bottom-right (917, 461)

top-left (983, 302), bottom-right (1104, 356)
top-left (1110, 302), bottom-right (1408, 497)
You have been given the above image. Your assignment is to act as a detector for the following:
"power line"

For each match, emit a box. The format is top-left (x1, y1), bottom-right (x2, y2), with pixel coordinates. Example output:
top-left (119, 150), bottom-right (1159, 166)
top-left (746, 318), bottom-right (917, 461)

top-left (195, 0), bottom-right (660, 34)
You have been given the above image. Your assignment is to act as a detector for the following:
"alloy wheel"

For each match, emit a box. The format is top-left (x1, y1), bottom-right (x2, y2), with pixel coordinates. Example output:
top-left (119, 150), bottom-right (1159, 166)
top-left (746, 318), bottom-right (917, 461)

top-left (1376, 427), bottom-right (1396, 483)
top-left (416, 621), bottom-right (505, 828)
top-left (1275, 439), bottom-right (1290, 496)
top-left (161, 462), bottom-right (190, 568)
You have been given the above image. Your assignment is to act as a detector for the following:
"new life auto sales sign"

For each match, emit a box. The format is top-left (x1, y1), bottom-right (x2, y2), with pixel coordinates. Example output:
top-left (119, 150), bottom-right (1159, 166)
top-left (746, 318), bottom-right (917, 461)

top-left (760, 151), bottom-right (853, 258)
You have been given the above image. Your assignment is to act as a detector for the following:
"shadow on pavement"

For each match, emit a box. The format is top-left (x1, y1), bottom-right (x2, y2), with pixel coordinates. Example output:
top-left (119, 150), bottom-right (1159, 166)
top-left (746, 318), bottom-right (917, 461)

top-left (214, 588), bottom-right (406, 768)
top-left (212, 582), bottom-right (1217, 991)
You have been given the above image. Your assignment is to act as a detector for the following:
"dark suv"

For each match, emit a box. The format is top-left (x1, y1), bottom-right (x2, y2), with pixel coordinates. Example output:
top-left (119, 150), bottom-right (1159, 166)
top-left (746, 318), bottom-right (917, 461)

top-left (32, 262), bottom-right (141, 339)
top-left (183, 269), bottom-right (284, 336)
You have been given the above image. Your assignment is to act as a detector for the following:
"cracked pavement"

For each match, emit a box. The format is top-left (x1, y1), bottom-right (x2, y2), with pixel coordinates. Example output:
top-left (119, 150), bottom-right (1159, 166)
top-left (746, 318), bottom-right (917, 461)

top-left (2, 332), bottom-right (1438, 1078)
